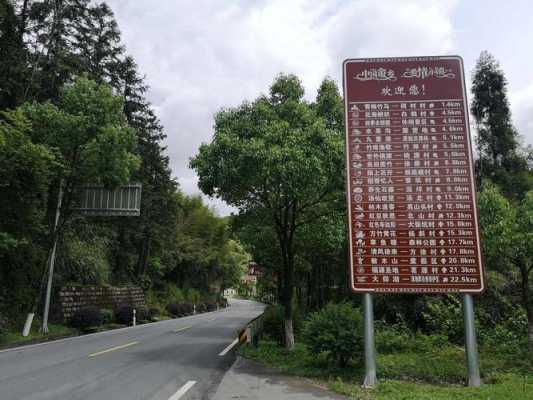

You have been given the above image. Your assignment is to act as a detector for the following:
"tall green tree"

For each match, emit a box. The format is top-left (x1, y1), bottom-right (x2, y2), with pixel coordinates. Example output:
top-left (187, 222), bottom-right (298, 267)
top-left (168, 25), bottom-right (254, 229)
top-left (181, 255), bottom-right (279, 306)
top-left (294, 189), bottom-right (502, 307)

top-left (191, 74), bottom-right (344, 348)
top-left (0, 0), bottom-right (27, 109)
top-left (6, 77), bottom-right (140, 330)
top-left (0, 107), bottom-right (57, 317)
top-left (471, 51), bottom-right (531, 197)
top-left (478, 183), bottom-right (533, 349)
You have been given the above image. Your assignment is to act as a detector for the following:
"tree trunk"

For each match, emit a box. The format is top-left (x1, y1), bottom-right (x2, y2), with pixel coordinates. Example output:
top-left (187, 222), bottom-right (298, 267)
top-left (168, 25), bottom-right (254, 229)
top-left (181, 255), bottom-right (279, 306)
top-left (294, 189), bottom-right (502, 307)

top-left (528, 307), bottom-right (533, 351)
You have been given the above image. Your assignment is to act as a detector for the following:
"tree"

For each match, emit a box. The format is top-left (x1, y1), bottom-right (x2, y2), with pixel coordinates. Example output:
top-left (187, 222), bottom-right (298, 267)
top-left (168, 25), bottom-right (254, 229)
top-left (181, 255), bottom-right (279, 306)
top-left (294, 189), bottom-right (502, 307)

top-left (0, 0), bottom-right (27, 109)
top-left (8, 76), bottom-right (140, 331)
top-left (219, 239), bottom-right (249, 291)
top-left (471, 51), bottom-right (531, 197)
top-left (478, 183), bottom-right (533, 349)
top-left (0, 107), bottom-right (57, 318)
top-left (191, 74), bottom-right (344, 348)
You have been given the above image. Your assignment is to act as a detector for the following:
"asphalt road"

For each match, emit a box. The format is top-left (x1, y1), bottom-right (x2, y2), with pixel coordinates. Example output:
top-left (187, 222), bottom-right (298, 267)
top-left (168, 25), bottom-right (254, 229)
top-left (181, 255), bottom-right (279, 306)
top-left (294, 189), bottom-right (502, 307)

top-left (0, 299), bottom-right (265, 400)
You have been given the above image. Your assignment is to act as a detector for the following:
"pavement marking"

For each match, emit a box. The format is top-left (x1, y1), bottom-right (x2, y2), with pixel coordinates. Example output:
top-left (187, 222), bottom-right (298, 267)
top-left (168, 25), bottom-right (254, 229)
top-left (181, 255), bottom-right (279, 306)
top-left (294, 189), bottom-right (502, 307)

top-left (169, 380), bottom-right (196, 400)
top-left (173, 325), bottom-right (192, 333)
top-left (218, 338), bottom-right (239, 356)
top-left (88, 341), bottom-right (139, 358)
top-left (207, 316), bottom-right (217, 322)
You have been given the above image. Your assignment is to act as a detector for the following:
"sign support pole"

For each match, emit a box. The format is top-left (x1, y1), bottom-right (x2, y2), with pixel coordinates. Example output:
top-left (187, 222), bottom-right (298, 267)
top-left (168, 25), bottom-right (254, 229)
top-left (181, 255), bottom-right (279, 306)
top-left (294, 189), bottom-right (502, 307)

top-left (362, 292), bottom-right (377, 388)
top-left (463, 294), bottom-right (480, 387)
top-left (41, 180), bottom-right (64, 334)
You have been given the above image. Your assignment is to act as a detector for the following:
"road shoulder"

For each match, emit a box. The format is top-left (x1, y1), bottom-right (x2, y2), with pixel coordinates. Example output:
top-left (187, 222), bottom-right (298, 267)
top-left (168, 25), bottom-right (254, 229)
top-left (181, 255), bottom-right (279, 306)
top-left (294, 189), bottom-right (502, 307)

top-left (212, 355), bottom-right (347, 400)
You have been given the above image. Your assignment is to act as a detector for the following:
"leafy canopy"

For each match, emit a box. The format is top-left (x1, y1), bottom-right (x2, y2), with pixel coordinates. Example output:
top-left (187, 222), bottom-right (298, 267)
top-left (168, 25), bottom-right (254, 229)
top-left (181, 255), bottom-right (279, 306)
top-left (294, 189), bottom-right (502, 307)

top-left (19, 76), bottom-right (140, 187)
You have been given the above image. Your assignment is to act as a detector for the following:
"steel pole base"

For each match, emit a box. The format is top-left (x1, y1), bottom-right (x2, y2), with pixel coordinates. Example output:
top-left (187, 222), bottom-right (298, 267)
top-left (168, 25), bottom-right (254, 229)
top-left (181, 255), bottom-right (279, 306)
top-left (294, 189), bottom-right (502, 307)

top-left (463, 294), bottom-right (481, 387)
top-left (362, 293), bottom-right (377, 388)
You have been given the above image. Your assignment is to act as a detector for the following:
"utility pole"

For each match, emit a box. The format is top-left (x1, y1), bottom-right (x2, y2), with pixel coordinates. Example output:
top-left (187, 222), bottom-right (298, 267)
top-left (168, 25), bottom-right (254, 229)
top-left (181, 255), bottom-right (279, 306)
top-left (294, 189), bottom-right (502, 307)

top-left (41, 180), bottom-right (64, 334)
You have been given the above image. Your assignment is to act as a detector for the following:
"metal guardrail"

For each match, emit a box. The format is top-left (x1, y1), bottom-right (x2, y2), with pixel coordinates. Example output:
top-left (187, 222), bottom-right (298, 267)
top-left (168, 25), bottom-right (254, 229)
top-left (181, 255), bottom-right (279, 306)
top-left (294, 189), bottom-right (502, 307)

top-left (239, 313), bottom-right (264, 347)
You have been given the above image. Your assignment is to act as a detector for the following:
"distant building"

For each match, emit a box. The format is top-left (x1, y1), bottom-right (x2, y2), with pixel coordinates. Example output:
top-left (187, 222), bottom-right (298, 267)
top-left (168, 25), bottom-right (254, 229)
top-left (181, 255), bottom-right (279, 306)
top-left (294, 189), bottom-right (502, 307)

top-left (241, 262), bottom-right (262, 296)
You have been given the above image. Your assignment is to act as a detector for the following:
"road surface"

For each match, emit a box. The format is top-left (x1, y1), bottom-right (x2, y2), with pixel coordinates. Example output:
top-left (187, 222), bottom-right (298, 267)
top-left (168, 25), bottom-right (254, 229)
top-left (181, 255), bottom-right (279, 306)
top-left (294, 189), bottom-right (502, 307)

top-left (0, 299), bottom-right (265, 400)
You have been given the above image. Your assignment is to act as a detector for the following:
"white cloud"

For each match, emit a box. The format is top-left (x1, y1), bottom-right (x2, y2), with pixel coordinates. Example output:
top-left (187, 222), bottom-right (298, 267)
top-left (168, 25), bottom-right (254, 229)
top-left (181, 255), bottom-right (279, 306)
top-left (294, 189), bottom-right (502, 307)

top-left (510, 81), bottom-right (533, 145)
top-left (106, 0), bottom-right (461, 215)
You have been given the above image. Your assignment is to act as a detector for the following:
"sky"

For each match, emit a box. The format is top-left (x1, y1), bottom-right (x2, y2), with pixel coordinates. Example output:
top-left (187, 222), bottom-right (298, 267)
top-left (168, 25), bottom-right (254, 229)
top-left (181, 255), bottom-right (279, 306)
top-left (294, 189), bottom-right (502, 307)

top-left (105, 0), bottom-right (533, 215)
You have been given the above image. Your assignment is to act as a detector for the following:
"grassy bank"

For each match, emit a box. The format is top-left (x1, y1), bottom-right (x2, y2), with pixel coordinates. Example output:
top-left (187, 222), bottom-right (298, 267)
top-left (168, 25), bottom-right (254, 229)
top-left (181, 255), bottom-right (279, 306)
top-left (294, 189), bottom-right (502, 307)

top-left (0, 323), bottom-right (77, 349)
top-left (239, 339), bottom-right (533, 400)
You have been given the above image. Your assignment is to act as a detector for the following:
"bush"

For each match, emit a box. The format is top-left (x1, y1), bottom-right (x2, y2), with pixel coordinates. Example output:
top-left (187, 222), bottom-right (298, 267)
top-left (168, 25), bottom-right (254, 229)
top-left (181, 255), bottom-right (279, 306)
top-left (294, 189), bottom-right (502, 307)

top-left (376, 323), bottom-right (413, 354)
top-left (186, 288), bottom-right (202, 304)
top-left (196, 303), bottom-right (207, 313)
top-left (166, 284), bottom-right (185, 304)
top-left (0, 312), bottom-right (8, 336)
top-left (422, 295), bottom-right (464, 344)
top-left (167, 303), bottom-right (194, 317)
top-left (100, 309), bottom-right (114, 325)
top-left (206, 301), bottom-right (218, 311)
top-left (136, 306), bottom-right (149, 323)
top-left (262, 303), bottom-right (303, 345)
top-left (148, 307), bottom-right (160, 321)
top-left (70, 307), bottom-right (103, 332)
top-left (302, 302), bottom-right (363, 367)
top-left (180, 303), bottom-right (194, 315)
top-left (166, 303), bottom-right (179, 317)
top-left (219, 297), bottom-right (229, 308)
top-left (114, 304), bottom-right (140, 325)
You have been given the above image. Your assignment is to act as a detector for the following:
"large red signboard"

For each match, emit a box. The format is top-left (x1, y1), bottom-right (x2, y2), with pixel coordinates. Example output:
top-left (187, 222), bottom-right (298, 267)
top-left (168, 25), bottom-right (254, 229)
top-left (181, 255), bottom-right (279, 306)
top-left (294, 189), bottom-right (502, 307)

top-left (343, 56), bottom-right (484, 293)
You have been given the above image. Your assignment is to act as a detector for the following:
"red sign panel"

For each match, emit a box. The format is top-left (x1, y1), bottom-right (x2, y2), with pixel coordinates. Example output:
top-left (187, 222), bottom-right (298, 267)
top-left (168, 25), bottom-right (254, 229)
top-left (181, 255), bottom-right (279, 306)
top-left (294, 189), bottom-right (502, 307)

top-left (343, 56), bottom-right (484, 294)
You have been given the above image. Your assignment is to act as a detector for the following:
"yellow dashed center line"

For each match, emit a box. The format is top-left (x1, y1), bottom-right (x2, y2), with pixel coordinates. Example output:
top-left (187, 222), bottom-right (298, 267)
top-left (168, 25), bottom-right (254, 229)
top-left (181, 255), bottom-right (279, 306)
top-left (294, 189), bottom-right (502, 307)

top-left (88, 341), bottom-right (139, 358)
top-left (173, 325), bottom-right (192, 333)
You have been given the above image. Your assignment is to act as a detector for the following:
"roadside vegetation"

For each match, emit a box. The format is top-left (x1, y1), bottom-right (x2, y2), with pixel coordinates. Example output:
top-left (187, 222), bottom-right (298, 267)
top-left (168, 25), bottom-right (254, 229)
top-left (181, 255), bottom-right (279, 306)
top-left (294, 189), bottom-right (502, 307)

top-left (0, 286), bottom-right (230, 349)
top-left (240, 302), bottom-right (533, 399)
top-left (0, 0), bottom-right (248, 339)
top-left (224, 52), bottom-right (531, 398)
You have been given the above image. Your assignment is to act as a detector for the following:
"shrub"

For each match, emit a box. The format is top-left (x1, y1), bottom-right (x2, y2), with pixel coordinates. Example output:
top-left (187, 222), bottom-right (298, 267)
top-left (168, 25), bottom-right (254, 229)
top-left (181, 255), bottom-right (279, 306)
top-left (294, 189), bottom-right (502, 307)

top-left (166, 284), bottom-right (185, 304)
top-left (70, 307), bottom-right (103, 332)
top-left (302, 302), bottom-right (363, 367)
top-left (115, 304), bottom-right (143, 325)
top-left (166, 303), bottom-right (179, 317)
top-left (0, 312), bottom-right (8, 337)
top-left (167, 303), bottom-right (194, 317)
top-left (196, 303), bottom-right (207, 313)
top-left (219, 297), bottom-right (229, 308)
top-left (148, 307), bottom-right (160, 321)
top-left (376, 323), bottom-right (413, 354)
top-left (206, 301), bottom-right (218, 311)
top-left (422, 295), bottom-right (464, 344)
top-left (180, 303), bottom-right (194, 315)
top-left (186, 288), bottom-right (202, 304)
top-left (100, 309), bottom-right (114, 325)
top-left (262, 303), bottom-right (303, 345)
top-left (136, 306), bottom-right (149, 323)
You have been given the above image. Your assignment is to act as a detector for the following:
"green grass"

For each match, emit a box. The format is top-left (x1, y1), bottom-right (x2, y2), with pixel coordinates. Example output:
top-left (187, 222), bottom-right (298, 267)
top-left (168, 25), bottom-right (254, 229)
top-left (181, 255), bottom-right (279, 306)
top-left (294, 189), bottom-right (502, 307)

top-left (0, 323), bottom-right (76, 349)
top-left (239, 339), bottom-right (533, 400)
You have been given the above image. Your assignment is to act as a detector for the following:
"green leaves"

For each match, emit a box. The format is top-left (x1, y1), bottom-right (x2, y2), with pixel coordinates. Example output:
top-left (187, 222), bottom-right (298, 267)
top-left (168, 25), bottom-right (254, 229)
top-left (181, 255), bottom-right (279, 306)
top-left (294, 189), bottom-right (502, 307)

top-left (191, 74), bottom-right (344, 220)
top-left (18, 77), bottom-right (140, 187)
top-left (302, 302), bottom-right (363, 367)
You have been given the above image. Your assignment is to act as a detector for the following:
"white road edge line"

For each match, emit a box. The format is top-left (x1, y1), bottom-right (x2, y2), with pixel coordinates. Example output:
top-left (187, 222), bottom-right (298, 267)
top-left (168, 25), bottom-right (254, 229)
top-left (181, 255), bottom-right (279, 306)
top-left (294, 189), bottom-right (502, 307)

top-left (169, 380), bottom-right (196, 400)
top-left (218, 338), bottom-right (239, 356)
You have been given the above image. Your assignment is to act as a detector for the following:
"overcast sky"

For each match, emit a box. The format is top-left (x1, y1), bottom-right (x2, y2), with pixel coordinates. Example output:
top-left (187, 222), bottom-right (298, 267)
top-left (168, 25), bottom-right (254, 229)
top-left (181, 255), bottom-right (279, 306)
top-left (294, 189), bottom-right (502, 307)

top-left (105, 0), bottom-right (533, 215)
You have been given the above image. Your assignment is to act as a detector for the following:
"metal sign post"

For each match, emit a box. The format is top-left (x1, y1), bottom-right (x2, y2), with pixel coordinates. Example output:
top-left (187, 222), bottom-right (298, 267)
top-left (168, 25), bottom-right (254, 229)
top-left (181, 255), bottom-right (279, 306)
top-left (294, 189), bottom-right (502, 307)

top-left (37, 183), bottom-right (142, 335)
top-left (342, 56), bottom-right (485, 387)
top-left (362, 293), bottom-right (377, 388)
top-left (463, 294), bottom-right (481, 386)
